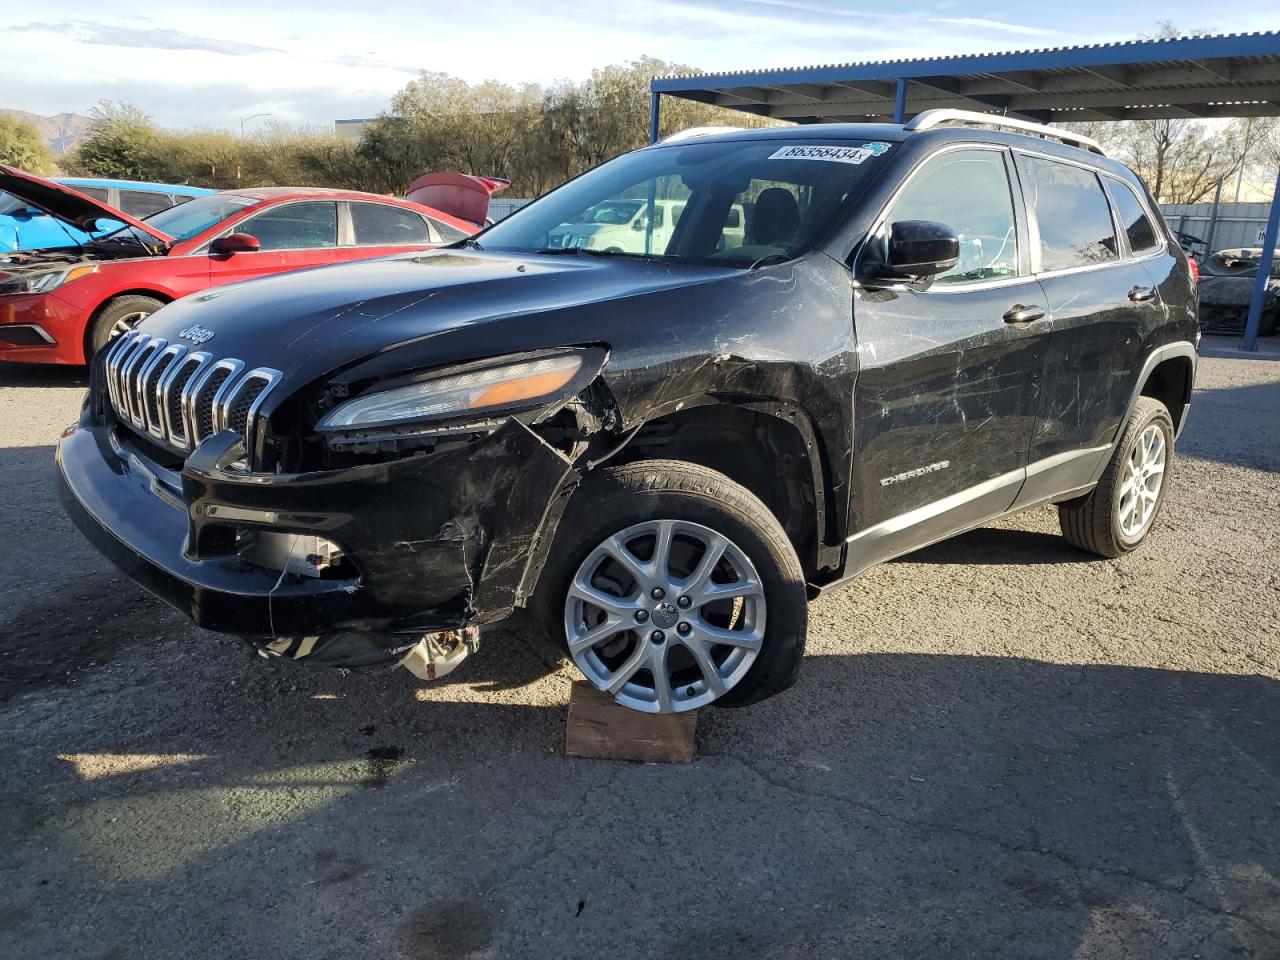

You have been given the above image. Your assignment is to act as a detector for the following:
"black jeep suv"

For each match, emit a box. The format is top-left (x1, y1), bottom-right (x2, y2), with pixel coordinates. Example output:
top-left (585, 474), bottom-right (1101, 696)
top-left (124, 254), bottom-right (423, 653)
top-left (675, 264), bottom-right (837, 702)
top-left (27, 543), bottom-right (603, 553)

top-left (58, 112), bottom-right (1198, 714)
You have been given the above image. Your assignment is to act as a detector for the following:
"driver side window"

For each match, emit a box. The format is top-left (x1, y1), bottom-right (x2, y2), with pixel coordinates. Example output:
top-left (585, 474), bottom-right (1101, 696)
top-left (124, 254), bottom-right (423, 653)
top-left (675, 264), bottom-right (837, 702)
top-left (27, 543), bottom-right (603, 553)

top-left (885, 149), bottom-right (1019, 286)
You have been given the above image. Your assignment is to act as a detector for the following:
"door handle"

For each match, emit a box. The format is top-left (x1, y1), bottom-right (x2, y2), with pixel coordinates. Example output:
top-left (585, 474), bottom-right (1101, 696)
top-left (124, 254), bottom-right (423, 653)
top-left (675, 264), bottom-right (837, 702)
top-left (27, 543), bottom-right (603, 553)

top-left (1003, 304), bottom-right (1046, 324)
top-left (1128, 285), bottom-right (1157, 303)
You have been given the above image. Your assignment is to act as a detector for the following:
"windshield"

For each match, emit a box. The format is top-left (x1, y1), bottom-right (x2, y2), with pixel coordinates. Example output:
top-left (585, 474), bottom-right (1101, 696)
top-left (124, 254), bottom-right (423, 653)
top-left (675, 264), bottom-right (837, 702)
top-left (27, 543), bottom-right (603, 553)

top-left (478, 138), bottom-right (894, 266)
top-left (107, 193), bottom-right (258, 242)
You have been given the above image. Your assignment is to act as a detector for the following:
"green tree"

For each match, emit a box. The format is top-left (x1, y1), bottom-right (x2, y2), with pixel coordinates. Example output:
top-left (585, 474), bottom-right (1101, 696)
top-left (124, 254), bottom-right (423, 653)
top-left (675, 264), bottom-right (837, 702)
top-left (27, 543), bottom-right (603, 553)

top-left (67, 101), bottom-right (163, 181)
top-left (0, 114), bottom-right (55, 174)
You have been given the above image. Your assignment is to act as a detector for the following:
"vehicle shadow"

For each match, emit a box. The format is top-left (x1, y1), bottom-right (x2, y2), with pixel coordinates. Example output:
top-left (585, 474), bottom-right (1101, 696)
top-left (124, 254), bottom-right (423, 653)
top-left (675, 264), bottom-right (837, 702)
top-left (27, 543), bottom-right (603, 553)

top-left (1179, 378), bottom-right (1280, 473)
top-left (3, 649), bottom-right (1275, 959)
top-left (895, 525), bottom-right (1093, 566)
top-left (0, 362), bottom-right (87, 389)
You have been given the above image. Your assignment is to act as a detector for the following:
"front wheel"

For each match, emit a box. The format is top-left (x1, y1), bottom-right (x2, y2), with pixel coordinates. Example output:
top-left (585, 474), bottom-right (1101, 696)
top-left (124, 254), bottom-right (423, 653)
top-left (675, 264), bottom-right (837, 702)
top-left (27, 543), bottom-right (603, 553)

top-left (1058, 396), bottom-right (1175, 557)
top-left (88, 295), bottom-right (165, 358)
top-left (533, 460), bottom-right (808, 713)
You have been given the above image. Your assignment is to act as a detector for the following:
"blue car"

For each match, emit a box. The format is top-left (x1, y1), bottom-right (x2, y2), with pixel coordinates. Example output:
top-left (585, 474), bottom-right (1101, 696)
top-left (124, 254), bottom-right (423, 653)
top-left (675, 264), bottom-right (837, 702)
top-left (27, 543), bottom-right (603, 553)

top-left (0, 178), bottom-right (214, 252)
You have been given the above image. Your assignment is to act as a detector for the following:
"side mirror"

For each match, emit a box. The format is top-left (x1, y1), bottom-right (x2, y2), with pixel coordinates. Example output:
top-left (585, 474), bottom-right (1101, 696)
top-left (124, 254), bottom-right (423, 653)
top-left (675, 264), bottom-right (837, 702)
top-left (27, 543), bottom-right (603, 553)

top-left (865, 220), bottom-right (960, 282)
top-left (210, 232), bottom-right (260, 255)
top-left (631, 218), bottom-right (646, 232)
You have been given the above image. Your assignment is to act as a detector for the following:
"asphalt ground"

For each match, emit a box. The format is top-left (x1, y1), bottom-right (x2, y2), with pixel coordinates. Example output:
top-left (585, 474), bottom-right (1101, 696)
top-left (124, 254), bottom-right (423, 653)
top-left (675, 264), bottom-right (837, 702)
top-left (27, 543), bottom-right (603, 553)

top-left (0, 336), bottom-right (1276, 959)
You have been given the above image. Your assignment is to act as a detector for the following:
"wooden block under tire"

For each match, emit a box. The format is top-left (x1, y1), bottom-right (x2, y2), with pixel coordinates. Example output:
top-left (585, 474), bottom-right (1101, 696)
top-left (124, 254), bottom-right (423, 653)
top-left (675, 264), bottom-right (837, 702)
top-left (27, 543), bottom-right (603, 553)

top-left (564, 680), bottom-right (697, 763)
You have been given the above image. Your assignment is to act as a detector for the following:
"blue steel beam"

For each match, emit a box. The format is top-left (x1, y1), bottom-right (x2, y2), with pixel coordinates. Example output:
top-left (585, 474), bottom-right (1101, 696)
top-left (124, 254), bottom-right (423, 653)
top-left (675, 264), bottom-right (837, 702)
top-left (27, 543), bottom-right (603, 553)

top-left (651, 32), bottom-right (1280, 93)
top-left (649, 92), bottom-right (660, 145)
top-left (1241, 167), bottom-right (1280, 352)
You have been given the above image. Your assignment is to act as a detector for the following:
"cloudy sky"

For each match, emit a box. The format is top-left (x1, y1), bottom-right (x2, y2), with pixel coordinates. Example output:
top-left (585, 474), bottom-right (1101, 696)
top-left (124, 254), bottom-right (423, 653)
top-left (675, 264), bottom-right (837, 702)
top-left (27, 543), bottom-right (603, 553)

top-left (5, 1), bottom-right (1276, 131)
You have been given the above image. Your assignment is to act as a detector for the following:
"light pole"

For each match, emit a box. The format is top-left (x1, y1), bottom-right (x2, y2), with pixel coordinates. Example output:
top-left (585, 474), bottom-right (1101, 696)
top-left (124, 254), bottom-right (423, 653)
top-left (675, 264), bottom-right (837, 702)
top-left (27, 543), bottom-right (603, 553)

top-left (240, 113), bottom-right (272, 137)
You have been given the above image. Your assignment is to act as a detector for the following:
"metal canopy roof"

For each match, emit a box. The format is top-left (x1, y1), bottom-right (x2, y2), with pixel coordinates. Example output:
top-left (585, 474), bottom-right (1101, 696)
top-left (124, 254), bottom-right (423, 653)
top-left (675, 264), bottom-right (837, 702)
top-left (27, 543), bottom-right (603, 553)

top-left (651, 32), bottom-right (1280, 125)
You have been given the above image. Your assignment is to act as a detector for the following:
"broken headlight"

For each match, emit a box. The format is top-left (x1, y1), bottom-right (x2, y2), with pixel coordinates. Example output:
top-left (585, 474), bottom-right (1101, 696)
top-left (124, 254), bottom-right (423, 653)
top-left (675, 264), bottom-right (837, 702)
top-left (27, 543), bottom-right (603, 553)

top-left (316, 349), bottom-right (603, 434)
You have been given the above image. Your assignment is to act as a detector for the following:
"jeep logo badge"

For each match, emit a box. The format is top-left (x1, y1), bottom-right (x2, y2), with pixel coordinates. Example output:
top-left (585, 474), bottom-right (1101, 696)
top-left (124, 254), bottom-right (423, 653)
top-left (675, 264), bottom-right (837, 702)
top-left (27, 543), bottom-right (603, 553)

top-left (179, 324), bottom-right (215, 345)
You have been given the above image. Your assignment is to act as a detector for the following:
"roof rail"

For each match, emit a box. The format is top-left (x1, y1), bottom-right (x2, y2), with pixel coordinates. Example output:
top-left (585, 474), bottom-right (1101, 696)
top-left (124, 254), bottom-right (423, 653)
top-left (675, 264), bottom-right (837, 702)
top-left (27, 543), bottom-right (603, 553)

top-left (905, 109), bottom-right (1106, 156)
top-left (659, 126), bottom-right (749, 143)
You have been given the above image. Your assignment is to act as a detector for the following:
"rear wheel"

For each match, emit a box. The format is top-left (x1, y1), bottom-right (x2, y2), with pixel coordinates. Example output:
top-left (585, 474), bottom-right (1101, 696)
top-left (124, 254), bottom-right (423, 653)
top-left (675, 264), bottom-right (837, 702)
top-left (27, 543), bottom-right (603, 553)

top-left (1058, 396), bottom-right (1174, 557)
top-left (88, 295), bottom-right (165, 358)
top-left (533, 459), bottom-right (807, 713)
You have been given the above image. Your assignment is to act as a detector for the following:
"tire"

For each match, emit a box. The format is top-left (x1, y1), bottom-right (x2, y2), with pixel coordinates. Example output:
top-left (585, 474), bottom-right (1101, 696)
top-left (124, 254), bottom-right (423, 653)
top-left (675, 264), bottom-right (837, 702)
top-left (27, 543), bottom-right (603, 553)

top-left (88, 295), bottom-right (166, 358)
top-left (1058, 396), bottom-right (1175, 558)
top-left (531, 459), bottom-right (807, 712)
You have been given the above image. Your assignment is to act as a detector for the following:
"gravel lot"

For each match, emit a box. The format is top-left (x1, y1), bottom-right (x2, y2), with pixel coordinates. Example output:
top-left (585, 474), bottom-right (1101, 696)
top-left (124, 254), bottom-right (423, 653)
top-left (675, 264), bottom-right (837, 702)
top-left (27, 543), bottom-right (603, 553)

top-left (1, 337), bottom-right (1276, 960)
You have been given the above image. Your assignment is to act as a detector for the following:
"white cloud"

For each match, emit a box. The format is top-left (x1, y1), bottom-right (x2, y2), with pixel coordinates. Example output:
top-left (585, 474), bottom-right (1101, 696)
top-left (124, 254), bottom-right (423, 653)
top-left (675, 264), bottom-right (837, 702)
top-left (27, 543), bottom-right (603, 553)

top-left (933, 17), bottom-right (1056, 37)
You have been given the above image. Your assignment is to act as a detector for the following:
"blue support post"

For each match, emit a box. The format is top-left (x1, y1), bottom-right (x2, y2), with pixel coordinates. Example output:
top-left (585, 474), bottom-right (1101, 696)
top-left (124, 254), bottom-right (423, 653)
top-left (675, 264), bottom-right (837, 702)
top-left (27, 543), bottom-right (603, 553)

top-left (649, 91), bottom-right (660, 144)
top-left (893, 79), bottom-right (908, 124)
top-left (1204, 177), bottom-right (1223, 257)
top-left (1241, 166), bottom-right (1280, 352)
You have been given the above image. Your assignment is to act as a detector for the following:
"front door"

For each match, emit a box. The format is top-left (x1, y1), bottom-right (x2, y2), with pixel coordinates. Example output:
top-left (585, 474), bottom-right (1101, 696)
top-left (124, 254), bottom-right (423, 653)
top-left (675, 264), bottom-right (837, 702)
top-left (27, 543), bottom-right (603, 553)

top-left (206, 200), bottom-right (340, 287)
top-left (849, 146), bottom-right (1046, 568)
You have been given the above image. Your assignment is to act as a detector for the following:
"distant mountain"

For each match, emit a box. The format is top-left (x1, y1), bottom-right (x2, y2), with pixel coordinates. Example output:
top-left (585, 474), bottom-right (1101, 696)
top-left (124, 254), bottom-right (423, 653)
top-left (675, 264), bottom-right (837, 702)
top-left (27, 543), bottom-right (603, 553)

top-left (0, 110), bottom-right (94, 156)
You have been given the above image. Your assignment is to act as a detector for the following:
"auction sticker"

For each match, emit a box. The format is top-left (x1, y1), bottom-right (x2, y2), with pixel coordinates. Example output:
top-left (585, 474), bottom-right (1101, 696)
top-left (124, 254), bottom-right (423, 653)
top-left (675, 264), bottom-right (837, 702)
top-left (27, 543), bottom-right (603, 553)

top-left (769, 142), bottom-right (891, 164)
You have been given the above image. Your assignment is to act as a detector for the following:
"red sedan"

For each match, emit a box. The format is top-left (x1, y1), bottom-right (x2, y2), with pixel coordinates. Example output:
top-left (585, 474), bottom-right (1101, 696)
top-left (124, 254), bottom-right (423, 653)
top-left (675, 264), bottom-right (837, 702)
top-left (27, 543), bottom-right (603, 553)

top-left (0, 167), bottom-right (487, 365)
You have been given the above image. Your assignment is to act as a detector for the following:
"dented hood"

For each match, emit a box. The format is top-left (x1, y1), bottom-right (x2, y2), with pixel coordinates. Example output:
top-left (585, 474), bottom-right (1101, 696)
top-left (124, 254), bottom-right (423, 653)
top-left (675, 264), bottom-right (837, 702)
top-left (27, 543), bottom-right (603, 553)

top-left (134, 249), bottom-right (739, 386)
top-left (0, 165), bottom-right (175, 244)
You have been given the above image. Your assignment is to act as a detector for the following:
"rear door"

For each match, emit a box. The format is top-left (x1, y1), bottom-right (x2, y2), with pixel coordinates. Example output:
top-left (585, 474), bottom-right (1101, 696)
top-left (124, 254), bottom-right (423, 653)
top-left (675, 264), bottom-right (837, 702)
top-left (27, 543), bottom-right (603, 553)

top-left (850, 145), bottom-right (1046, 558)
top-left (1013, 152), bottom-right (1164, 504)
top-left (206, 200), bottom-right (340, 287)
top-left (342, 200), bottom-right (438, 259)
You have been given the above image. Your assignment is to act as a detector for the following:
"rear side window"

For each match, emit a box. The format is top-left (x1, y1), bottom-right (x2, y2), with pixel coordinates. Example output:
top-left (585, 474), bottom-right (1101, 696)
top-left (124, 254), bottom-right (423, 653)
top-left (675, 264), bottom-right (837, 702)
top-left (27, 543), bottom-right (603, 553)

top-left (882, 148), bottom-right (1020, 285)
top-left (1022, 156), bottom-right (1118, 271)
top-left (430, 218), bottom-right (470, 243)
top-left (76, 186), bottom-right (110, 203)
top-left (120, 189), bottom-right (173, 219)
top-left (350, 202), bottom-right (432, 244)
top-left (242, 201), bottom-right (338, 250)
top-left (1107, 180), bottom-right (1161, 254)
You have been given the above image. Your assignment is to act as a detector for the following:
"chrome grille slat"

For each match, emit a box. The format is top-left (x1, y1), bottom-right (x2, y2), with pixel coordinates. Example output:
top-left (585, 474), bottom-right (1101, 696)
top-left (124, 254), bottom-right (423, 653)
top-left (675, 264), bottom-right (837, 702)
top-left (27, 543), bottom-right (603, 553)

top-left (144, 344), bottom-right (185, 438)
top-left (159, 352), bottom-right (210, 450)
top-left (105, 341), bottom-right (280, 466)
top-left (117, 336), bottom-right (155, 425)
top-left (132, 339), bottom-right (168, 430)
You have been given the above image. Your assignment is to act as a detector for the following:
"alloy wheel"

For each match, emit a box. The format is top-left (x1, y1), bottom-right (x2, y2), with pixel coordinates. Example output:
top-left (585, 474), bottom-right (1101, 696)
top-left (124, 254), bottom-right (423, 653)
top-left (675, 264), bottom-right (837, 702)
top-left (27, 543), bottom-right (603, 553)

top-left (111, 311), bottom-right (151, 338)
top-left (564, 519), bottom-right (767, 713)
top-left (1118, 423), bottom-right (1167, 538)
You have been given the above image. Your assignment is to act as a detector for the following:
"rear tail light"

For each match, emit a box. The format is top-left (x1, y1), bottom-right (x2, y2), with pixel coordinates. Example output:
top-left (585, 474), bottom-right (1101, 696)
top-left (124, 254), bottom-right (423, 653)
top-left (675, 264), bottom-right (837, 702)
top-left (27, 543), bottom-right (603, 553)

top-left (1188, 256), bottom-right (1199, 283)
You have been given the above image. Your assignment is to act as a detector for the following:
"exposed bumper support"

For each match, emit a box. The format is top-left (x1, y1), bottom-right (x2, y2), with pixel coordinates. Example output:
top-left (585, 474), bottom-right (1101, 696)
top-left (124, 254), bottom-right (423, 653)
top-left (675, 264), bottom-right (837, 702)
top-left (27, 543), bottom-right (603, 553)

top-left (56, 411), bottom-right (578, 655)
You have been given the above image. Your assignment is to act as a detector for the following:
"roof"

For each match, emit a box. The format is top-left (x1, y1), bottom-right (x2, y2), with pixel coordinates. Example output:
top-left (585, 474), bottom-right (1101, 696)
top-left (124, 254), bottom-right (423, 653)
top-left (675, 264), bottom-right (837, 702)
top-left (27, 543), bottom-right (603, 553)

top-left (225, 186), bottom-right (404, 200)
top-left (56, 177), bottom-right (214, 195)
top-left (652, 31), bottom-right (1280, 124)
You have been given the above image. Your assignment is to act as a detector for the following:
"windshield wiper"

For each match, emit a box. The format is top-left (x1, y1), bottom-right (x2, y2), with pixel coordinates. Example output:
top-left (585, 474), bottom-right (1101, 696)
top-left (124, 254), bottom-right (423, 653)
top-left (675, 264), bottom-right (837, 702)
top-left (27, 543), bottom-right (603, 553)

top-left (532, 247), bottom-right (665, 263)
top-left (459, 237), bottom-right (484, 250)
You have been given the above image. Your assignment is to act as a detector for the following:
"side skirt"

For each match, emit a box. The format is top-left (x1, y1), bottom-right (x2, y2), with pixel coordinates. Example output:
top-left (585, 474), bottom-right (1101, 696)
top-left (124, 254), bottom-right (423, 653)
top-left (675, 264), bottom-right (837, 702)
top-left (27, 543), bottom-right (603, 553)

top-left (808, 444), bottom-right (1110, 598)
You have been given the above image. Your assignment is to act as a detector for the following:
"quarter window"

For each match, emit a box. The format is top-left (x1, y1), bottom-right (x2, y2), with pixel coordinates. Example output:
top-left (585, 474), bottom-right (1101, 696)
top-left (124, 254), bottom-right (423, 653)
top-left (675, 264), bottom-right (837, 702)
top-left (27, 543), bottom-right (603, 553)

top-left (120, 189), bottom-right (173, 219)
top-left (241, 202), bottom-right (338, 250)
top-left (350, 202), bottom-right (432, 245)
top-left (1022, 156), bottom-right (1118, 271)
top-left (1107, 180), bottom-right (1160, 254)
top-left (430, 218), bottom-right (470, 243)
top-left (883, 149), bottom-right (1020, 285)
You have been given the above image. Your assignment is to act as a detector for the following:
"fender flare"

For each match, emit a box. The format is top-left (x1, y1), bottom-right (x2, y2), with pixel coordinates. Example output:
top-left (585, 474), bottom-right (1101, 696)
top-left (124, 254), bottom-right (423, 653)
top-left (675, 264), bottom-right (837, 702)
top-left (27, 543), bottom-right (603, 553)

top-left (1123, 340), bottom-right (1197, 439)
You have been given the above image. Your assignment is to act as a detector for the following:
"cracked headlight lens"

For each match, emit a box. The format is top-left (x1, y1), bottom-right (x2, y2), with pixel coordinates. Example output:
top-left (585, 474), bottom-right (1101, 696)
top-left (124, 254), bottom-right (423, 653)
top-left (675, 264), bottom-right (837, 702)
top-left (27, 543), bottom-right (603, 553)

top-left (317, 352), bottom-right (585, 431)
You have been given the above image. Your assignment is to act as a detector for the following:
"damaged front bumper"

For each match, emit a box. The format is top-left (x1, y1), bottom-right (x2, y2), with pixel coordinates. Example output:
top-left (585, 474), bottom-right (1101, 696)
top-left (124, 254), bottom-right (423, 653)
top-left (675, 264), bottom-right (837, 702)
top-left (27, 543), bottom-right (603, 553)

top-left (56, 408), bottom-right (578, 660)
